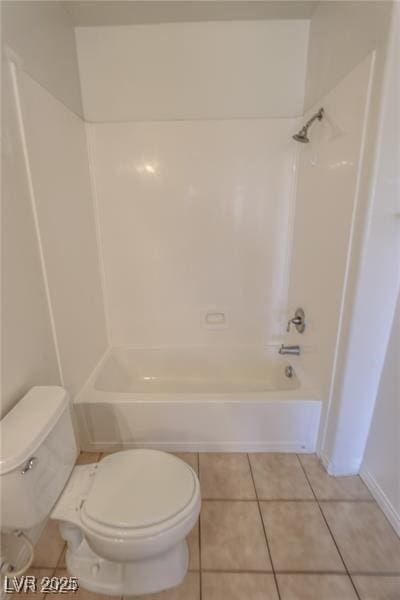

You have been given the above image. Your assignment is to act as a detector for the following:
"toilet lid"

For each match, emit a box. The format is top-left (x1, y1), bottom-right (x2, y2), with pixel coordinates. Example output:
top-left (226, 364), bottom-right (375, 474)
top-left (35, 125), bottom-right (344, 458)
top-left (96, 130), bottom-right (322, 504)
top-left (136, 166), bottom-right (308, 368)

top-left (82, 449), bottom-right (196, 529)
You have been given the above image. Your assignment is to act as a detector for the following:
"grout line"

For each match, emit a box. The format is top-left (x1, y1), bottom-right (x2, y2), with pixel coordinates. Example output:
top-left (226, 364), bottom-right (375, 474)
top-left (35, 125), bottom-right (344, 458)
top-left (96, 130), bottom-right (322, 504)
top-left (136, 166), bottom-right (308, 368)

top-left (201, 497), bottom-right (259, 502)
top-left (350, 571), bottom-right (400, 577)
top-left (247, 454), bottom-right (282, 600)
top-left (296, 455), bottom-right (362, 600)
top-left (200, 568), bottom-right (360, 575)
top-left (199, 497), bottom-right (375, 503)
top-left (200, 568), bottom-right (274, 574)
top-left (305, 498), bottom-right (376, 503)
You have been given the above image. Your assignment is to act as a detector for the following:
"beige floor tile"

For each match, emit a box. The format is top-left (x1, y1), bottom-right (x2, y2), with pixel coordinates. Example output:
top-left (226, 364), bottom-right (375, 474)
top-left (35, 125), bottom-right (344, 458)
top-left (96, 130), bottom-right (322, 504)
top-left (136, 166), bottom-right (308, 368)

top-left (124, 571), bottom-right (200, 600)
top-left (187, 522), bottom-right (200, 570)
top-left (51, 569), bottom-right (114, 600)
top-left (32, 519), bottom-right (65, 568)
top-left (201, 500), bottom-right (271, 571)
top-left (3, 568), bottom-right (52, 600)
top-left (352, 575), bottom-right (400, 599)
top-left (249, 454), bottom-right (313, 500)
top-left (75, 452), bottom-right (101, 465)
top-left (173, 453), bottom-right (198, 475)
top-left (299, 455), bottom-right (372, 500)
top-left (260, 501), bottom-right (344, 572)
top-left (202, 572), bottom-right (279, 600)
top-left (321, 502), bottom-right (400, 574)
top-left (199, 453), bottom-right (256, 499)
top-left (277, 574), bottom-right (358, 600)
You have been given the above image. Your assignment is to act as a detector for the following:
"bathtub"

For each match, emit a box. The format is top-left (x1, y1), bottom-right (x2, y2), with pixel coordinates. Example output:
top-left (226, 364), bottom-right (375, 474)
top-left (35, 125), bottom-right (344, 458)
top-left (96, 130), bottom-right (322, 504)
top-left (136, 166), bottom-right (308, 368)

top-left (74, 347), bottom-right (321, 453)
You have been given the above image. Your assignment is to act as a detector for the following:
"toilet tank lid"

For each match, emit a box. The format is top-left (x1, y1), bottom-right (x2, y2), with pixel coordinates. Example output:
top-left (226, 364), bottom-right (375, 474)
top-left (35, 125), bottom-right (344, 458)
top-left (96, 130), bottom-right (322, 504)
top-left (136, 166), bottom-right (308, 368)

top-left (0, 386), bottom-right (69, 475)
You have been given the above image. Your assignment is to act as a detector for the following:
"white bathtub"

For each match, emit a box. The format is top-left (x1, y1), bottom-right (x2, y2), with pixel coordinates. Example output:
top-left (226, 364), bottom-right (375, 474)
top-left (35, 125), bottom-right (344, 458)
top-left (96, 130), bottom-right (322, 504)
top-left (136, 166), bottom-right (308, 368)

top-left (74, 347), bottom-right (321, 453)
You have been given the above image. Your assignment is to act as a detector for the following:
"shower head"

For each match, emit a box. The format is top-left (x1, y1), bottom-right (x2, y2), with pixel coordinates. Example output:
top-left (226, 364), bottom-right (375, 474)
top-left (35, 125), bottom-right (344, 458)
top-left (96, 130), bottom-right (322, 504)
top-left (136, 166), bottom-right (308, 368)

top-left (293, 129), bottom-right (310, 143)
top-left (293, 107), bottom-right (324, 143)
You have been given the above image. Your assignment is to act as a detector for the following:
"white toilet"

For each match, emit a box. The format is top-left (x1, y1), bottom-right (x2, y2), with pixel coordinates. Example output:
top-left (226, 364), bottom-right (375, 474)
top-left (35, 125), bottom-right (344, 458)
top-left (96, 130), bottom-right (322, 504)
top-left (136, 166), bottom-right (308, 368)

top-left (0, 387), bottom-right (201, 596)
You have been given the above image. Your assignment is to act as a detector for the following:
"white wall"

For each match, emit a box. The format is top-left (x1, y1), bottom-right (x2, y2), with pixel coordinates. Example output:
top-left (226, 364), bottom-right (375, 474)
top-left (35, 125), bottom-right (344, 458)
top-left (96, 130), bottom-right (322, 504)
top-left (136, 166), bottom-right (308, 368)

top-left (322, 1), bottom-right (399, 475)
top-left (89, 119), bottom-right (296, 347)
top-left (304, 0), bottom-right (392, 109)
top-left (361, 293), bottom-right (400, 536)
top-left (75, 21), bottom-right (309, 121)
top-left (16, 72), bottom-right (108, 397)
top-left (2, 0), bottom-right (83, 117)
top-left (1, 59), bottom-right (60, 419)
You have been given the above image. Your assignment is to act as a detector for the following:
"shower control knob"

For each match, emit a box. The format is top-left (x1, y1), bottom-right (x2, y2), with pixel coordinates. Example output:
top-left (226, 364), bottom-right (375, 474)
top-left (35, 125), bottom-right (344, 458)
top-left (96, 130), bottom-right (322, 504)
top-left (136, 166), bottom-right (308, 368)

top-left (21, 456), bottom-right (37, 475)
top-left (286, 308), bottom-right (306, 334)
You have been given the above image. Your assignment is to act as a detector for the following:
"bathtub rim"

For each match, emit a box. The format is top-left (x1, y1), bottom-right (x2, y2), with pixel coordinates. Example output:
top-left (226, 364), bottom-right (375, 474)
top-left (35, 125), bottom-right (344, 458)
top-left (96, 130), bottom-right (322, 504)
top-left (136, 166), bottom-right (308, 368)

top-left (75, 344), bottom-right (320, 405)
top-left (74, 346), bottom-right (322, 454)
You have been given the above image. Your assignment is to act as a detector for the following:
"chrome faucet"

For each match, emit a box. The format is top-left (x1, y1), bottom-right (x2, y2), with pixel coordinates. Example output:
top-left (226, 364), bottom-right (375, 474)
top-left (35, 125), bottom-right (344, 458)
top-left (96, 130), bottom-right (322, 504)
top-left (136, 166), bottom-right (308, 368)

top-left (279, 344), bottom-right (301, 356)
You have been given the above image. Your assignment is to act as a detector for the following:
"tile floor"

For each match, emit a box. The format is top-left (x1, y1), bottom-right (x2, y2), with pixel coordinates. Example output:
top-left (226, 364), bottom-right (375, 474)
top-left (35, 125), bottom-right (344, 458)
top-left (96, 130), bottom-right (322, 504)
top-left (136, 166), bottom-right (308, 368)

top-left (24, 452), bottom-right (400, 600)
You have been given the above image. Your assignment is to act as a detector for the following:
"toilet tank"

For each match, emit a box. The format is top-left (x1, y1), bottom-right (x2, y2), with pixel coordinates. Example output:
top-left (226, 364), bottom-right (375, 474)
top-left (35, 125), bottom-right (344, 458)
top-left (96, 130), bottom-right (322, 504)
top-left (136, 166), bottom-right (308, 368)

top-left (0, 386), bottom-right (78, 532)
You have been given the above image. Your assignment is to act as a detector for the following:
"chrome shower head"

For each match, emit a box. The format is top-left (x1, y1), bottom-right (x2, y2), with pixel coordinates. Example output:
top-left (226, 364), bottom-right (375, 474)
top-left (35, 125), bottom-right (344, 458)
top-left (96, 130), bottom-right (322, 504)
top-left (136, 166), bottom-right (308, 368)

top-left (293, 129), bottom-right (310, 143)
top-left (293, 107), bottom-right (324, 143)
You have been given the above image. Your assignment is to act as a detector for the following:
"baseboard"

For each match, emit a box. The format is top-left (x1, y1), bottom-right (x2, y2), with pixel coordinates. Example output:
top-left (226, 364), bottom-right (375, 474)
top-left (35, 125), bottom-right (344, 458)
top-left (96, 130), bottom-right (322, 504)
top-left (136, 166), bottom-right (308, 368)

top-left (319, 452), bottom-right (360, 476)
top-left (82, 441), bottom-right (314, 453)
top-left (360, 466), bottom-right (400, 536)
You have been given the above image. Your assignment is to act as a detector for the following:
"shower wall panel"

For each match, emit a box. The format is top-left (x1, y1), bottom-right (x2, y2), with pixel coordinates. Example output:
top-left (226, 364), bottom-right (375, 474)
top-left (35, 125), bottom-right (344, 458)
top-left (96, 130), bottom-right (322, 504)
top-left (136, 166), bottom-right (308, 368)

top-left (89, 119), bottom-right (297, 347)
top-left (18, 72), bottom-right (108, 396)
top-left (286, 55), bottom-right (375, 452)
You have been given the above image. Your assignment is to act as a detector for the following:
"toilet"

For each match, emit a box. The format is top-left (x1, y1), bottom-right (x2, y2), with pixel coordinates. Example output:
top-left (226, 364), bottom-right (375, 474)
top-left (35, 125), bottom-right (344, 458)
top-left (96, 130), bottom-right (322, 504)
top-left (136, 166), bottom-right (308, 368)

top-left (0, 387), bottom-right (201, 596)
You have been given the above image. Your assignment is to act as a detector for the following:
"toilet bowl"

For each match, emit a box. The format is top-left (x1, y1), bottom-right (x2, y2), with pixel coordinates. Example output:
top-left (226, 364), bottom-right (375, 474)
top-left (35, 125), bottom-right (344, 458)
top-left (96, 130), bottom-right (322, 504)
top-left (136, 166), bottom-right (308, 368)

top-left (0, 387), bottom-right (201, 596)
top-left (52, 449), bottom-right (201, 595)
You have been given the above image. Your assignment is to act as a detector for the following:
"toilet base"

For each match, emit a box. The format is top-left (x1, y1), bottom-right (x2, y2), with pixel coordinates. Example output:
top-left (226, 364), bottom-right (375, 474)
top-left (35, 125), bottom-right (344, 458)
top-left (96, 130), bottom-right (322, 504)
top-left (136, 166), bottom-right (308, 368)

top-left (65, 538), bottom-right (189, 596)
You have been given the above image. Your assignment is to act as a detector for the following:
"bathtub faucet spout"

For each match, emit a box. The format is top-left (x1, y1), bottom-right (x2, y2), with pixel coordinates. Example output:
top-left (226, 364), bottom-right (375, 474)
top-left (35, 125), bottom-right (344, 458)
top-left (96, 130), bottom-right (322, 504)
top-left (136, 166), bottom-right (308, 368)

top-left (278, 344), bottom-right (301, 356)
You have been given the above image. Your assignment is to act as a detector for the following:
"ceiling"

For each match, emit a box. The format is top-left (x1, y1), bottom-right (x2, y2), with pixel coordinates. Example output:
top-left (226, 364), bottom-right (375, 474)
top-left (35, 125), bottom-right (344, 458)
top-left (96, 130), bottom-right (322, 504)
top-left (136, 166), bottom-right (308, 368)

top-left (63, 1), bottom-right (319, 27)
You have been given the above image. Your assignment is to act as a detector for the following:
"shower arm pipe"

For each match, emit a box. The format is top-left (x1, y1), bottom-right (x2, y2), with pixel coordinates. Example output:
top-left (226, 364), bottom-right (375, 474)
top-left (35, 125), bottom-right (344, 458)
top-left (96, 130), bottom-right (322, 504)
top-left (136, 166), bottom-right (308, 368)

top-left (301, 107), bottom-right (324, 132)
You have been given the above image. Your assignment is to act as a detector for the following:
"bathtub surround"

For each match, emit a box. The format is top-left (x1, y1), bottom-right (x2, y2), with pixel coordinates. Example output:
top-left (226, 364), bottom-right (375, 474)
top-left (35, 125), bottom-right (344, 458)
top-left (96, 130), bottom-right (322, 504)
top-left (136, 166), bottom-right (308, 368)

top-left (17, 72), bottom-right (108, 398)
top-left (1, 0), bottom-right (84, 417)
top-left (286, 55), bottom-right (375, 461)
top-left (1, 59), bottom-right (60, 419)
top-left (88, 119), bottom-right (297, 348)
top-left (78, 20), bottom-right (308, 349)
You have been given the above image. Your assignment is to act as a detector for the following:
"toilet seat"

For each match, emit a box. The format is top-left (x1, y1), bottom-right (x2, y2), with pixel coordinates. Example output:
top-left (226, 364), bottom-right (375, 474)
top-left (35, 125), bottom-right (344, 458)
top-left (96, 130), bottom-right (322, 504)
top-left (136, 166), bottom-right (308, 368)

top-left (52, 449), bottom-right (201, 592)
top-left (80, 449), bottom-right (200, 541)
